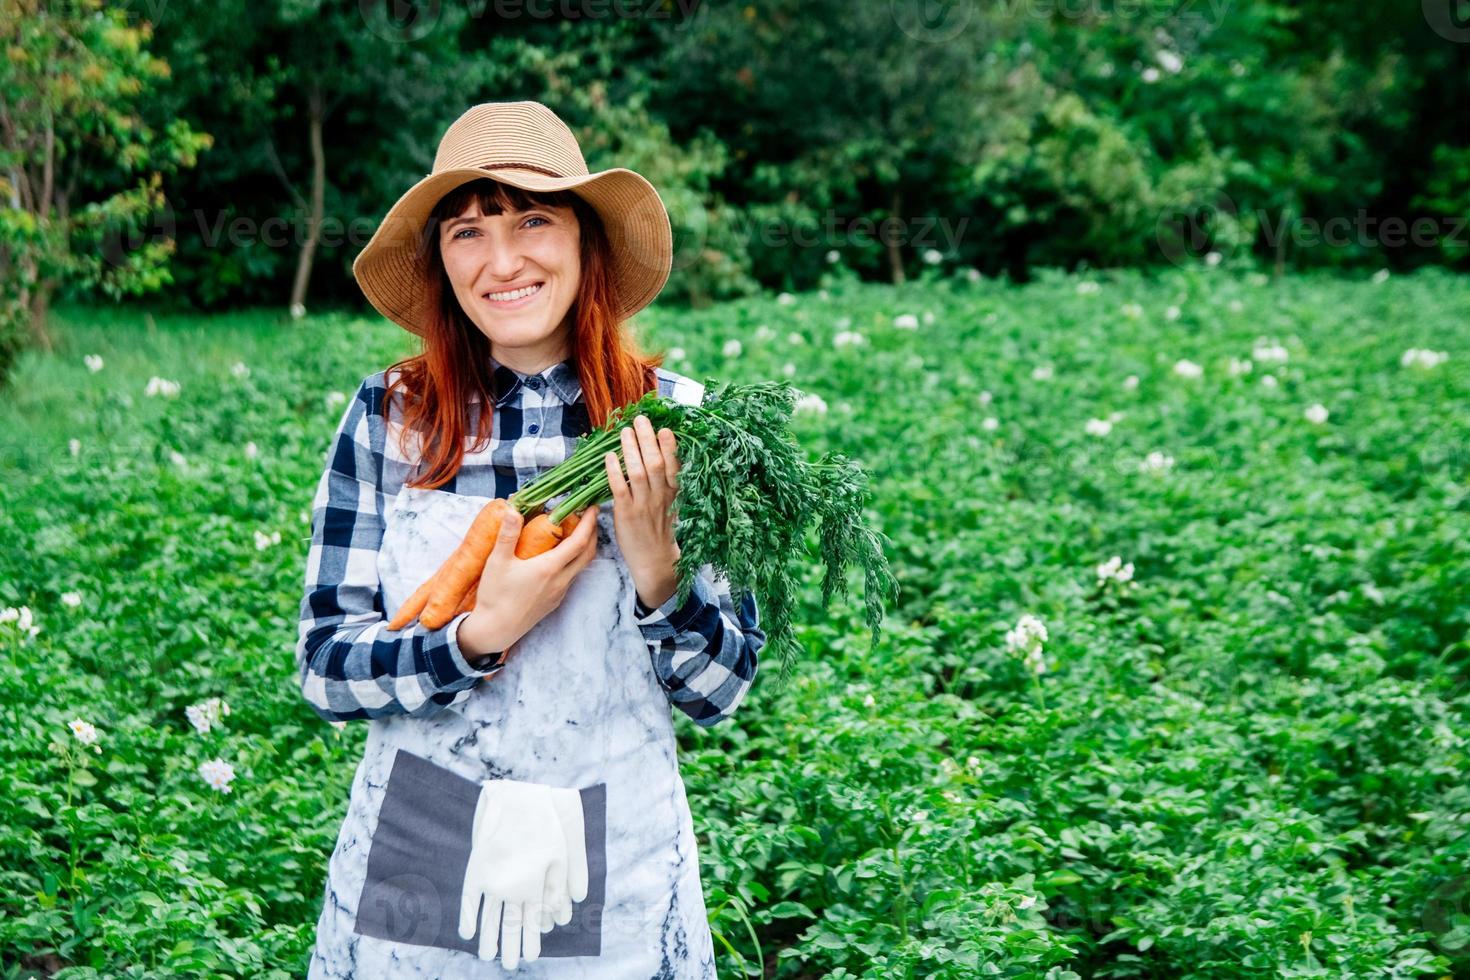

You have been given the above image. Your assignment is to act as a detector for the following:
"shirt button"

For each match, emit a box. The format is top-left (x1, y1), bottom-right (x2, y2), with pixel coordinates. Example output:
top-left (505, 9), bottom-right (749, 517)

top-left (528, 423), bottom-right (540, 434)
top-left (527, 377), bottom-right (543, 390)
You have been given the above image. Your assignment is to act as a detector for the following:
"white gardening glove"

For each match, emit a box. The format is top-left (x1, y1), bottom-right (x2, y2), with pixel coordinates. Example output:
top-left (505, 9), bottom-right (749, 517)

top-left (458, 779), bottom-right (589, 968)
top-left (537, 786), bottom-right (589, 933)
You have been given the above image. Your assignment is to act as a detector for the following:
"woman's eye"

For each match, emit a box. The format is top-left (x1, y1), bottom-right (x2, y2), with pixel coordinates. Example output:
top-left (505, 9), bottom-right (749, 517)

top-left (451, 217), bottom-right (546, 240)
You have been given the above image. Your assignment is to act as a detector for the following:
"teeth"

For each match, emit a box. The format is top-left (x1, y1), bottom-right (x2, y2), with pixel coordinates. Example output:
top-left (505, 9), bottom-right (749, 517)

top-left (486, 283), bottom-right (542, 302)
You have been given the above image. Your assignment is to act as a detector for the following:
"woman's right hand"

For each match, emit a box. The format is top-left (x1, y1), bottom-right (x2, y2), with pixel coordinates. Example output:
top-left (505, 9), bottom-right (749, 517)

top-left (457, 504), bottom-right (601, 660)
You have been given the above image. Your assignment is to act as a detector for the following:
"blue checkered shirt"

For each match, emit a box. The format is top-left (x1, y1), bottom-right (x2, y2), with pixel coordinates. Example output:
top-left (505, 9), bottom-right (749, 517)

top-left (295, 356), bottom-right (764, 727)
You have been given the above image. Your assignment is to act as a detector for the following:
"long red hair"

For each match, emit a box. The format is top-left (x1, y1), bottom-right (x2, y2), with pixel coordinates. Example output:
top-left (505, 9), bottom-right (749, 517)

top-left (383, 178), bottom-right (665, 490)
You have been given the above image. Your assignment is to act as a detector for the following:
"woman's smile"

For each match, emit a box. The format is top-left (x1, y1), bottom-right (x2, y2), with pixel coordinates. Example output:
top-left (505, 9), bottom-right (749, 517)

top-left (483, 281), bottom-right (545, 308)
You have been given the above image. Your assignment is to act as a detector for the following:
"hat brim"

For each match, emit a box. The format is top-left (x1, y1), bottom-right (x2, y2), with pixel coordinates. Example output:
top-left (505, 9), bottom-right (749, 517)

top-left (352, 166), bottom-right (672, 338)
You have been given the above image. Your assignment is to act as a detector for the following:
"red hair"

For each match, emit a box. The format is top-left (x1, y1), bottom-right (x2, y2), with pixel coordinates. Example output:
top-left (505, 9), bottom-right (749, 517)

top-left (383, 178), bottom-right (665, 490)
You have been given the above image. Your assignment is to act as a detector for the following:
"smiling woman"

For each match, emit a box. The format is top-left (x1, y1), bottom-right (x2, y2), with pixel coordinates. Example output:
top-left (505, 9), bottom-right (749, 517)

top-left (297, 101), bottom-right (763, 978)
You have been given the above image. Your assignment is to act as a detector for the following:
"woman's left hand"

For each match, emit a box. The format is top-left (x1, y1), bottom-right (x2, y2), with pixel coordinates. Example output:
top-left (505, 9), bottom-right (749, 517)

top-left (605, 414), bottom-right (682, 610)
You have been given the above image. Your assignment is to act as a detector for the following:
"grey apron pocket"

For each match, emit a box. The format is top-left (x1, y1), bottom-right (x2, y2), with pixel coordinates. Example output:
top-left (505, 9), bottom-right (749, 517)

top-left (353, 749), bottom-right (608, 958)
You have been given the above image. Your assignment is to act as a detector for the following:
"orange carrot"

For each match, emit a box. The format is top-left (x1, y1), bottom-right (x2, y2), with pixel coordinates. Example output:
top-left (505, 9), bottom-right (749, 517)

top-left (388, 568), bottom-right (443, 631)
top-left (420, 498), bottom-right (513, 629)
top-left (514, 510), bottom-right (581, 559)
top-left (455, 574), bottom-right (479, 616)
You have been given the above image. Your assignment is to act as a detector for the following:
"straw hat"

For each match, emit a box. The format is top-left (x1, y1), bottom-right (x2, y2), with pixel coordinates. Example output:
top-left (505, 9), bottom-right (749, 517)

top-left (352, 101), bottom-right (673, 337)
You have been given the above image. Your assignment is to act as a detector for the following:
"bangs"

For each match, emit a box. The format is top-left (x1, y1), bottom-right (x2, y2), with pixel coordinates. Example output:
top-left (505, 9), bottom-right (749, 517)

top-left (432, 177), bottom-right (580, 223)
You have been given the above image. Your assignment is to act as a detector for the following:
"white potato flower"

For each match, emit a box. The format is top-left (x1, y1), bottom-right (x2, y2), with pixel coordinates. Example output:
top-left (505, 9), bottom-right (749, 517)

top-left (244, 442), bottom-right (259, 460)
top-left (1031, 364), bottom-right (1054, 382)
top-left (1371, 269), bottom-right (1390, 284)
top-left (185, 697), bottom-right (232, 736)
top-left (1400, 348), bottom-right (1448, 369)
top-left (776, 292), bottom-right (795, 306)
top-left (893, 313), bottom-right (919, 330)
top-left (1085, 418), bottom-right (1113, 437)
top-left (795, 392), bottom-right (829, 414)
top-left (69, 719), bottom-right (100, 747)
top-left (833, 330), bottom-right (866, 348)
top-left (1228, 357), bottom-right (1253, 376)
top-left (981, 417), bottom-right (1000, 431)
top-left (1261, 375), bottom-right (1279, 388)
top-left (1173, 359), bottom-right (1203, 379)
top-left (782, 362), bottom-right (797, 377)
top-left (1304, 403), bottom-right (1330, 424)
top-left (1123, 374), bottom-right (1139, 391)
top-left (61, 591), bottom-right (82, 607)
top-left (1076, 281), bottom-right (1100, 295)
top-left (1252, 338), bottom-right (1290, 363)
top-left (84, 354), bottom-right (104, 373)
top-left (722, 339), bottom-right (743, 358)
top-left (1096, 556), bottom-right (1135, 585)
top-left (1164, 305), bottom-right (1181, 321)
top-left (1120, 302), bottom-right (1143, 319)
top-left (145, 376), bottom-right (181, 398)
top-left (199, 758), bottom-right (236, 794)
top-left (254, 529), bottom-right (282, 551)
top-left (1157, 50), bottom-right (1184, 73)
top-left (922, 249), bottom-right (943, 265)
top-left (230, 361), bottom-right (250, 378)
top-left (69, 439), bottom-right (81, 458)
top-left (1139, 451), bottom-right (1175, 474)
top-left (1005, 614), bottom-right (1052, 675)
top-left (825, 249), bottom-right (840, 264)
top-left (0, 606), bottom-right (39, 638)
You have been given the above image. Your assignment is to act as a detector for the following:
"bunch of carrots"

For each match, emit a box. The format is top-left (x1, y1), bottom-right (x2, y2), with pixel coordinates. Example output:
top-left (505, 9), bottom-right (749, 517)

top-left (384, 502), bottom-right (584, 632)
top-left (387, 378), bottom-right (898, 686)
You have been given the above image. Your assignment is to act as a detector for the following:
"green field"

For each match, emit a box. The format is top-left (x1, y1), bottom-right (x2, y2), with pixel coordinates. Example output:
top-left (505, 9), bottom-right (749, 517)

top-left (1, 267), bottom-right (1467, 977)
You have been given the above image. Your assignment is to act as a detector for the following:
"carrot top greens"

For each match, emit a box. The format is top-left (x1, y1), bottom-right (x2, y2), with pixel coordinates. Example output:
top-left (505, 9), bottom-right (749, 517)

top-left (509, 378), bottom-right (898, 685)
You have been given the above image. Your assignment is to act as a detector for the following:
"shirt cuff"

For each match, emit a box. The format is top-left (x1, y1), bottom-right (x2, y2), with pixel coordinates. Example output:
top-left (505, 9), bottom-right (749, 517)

top-left (633, 574), bottom-right (715, 635)
top-left (430, 610), bottom-right (507, 685)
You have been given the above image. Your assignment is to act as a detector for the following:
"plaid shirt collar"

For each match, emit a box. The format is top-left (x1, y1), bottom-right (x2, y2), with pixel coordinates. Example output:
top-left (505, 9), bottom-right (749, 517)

top-left (489, 355), bottom-right (582, 407)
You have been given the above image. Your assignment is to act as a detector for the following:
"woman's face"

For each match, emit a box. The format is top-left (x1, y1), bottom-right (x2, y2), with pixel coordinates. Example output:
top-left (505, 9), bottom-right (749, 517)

top-left (438, 195), bottom-right (581, 373)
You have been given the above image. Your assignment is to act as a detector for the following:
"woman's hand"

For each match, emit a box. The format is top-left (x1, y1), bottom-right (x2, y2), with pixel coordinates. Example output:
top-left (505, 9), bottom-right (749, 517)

top-left (605, 414), bottom-right (682, 610)
top-left (457, 504), bottom-right (600, 660)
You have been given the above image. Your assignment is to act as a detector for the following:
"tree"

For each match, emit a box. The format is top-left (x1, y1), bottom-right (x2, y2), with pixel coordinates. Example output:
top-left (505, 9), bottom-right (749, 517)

top-left (0, 0), bottom-right (209, 383)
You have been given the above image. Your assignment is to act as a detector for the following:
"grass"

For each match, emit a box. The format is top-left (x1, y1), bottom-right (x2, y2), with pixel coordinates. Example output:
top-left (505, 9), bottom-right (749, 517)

top-left (0, 264), bottom-right (1466, 977)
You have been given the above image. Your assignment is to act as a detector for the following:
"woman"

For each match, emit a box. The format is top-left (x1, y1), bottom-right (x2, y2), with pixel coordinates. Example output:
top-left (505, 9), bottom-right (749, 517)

top-left (295, 101), bottom-right (765, 978)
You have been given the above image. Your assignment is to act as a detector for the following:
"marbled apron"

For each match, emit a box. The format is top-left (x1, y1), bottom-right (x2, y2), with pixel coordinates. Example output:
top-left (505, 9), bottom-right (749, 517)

top-left (307, 485), bottom-right (718, 978)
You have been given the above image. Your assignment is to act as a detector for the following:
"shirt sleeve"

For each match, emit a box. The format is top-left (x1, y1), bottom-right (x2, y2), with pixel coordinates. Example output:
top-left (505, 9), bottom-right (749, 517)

top-left (633, 565), bottom-right (763, 727)
top-left (294, 378), bottom-right (505, 723)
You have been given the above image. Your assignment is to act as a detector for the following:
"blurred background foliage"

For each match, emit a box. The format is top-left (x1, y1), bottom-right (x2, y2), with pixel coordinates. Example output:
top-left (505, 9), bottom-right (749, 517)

top-left (2, 0), bottom-right (1468, 367)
